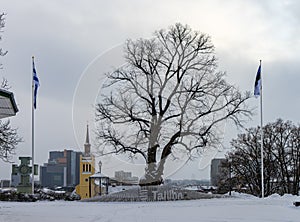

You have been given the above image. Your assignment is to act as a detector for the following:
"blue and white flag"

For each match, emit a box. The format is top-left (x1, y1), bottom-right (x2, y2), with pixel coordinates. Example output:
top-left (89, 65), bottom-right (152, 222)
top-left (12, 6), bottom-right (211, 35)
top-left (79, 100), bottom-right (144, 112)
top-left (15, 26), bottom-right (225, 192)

top-left (254, 64), bottom-right (261, 97)
top-left (32, 58), bottom-right (40, 109)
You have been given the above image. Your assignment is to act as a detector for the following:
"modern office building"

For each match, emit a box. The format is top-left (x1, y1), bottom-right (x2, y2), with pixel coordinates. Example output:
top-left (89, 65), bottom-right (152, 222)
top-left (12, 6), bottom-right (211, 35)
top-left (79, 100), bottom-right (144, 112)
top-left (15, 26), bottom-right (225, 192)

top-left (210, 158), bottom-right (226, 186)
top-left (39, 149), bottom-right (81, 188)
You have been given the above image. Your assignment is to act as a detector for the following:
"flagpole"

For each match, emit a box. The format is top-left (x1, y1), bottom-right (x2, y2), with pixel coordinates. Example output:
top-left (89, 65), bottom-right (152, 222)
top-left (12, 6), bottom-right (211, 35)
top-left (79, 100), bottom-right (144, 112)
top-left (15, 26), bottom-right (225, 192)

top-left (31, 56), bottom-right (35, 195)
top-left (260, 59), bottom-right (264, 198)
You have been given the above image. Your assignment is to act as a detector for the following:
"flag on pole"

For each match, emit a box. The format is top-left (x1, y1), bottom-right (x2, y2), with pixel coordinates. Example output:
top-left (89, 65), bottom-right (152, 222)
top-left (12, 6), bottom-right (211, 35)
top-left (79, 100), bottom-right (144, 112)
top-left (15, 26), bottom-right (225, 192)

top-left (32, 57), bottom-right (40, 109)
top-left (254, 64), bottom-right (261, 97)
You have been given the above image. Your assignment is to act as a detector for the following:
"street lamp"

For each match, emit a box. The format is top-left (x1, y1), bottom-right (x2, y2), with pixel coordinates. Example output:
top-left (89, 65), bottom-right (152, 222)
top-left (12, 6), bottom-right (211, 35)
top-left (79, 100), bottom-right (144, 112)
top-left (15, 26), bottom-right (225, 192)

top-left (98, 160), bottom-right (102, 173)
top-left (228, 159), bottom-right (232, 196)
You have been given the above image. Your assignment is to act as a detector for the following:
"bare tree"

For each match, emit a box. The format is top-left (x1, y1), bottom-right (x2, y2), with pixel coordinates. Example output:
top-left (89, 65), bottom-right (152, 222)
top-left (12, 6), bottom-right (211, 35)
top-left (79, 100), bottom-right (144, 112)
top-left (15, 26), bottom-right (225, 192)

top-left (96, 23), bottom-right (252, 185)
top-left (0, 13), bottom-right (8, 69)
top-left (226, 128), bottom-right (268, 196)
top-left (0, 13), bottom-right (22, 162)
top-left (225, 119), bottom-right (300, 197)
top-left (0, 120), bottom-right (22, 162)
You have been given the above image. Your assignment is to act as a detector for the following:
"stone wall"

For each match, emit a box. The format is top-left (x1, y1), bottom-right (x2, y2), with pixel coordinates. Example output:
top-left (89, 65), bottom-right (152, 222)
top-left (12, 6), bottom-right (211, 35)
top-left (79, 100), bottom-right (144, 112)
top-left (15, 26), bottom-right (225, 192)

top-left (82, 185), bottom-right (224, 202)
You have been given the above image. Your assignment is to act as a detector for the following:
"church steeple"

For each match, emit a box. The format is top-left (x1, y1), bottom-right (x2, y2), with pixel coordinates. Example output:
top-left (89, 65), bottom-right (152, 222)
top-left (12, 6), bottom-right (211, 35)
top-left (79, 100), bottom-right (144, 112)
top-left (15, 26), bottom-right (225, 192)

top-left (85, 123), bottom-right (90, 144)
top-left (76, 122), bottom-right (95, 199)
top-left (84, 123), bottom-right (91, 155)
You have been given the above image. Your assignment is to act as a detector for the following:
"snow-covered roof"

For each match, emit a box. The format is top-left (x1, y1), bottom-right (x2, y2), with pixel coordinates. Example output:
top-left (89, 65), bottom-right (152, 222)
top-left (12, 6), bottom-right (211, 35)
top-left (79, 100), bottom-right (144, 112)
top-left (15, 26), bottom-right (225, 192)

top-left (0, 89), bottom-right (18, 119)
top-left (90, 172), bottom-right (109, 178)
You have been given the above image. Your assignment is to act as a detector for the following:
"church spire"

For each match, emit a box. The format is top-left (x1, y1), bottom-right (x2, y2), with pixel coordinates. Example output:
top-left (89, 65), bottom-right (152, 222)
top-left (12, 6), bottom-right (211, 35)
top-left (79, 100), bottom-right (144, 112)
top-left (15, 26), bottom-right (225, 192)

top-left (85, 123), bottom-right (90, 144)
top-left (84, 123), bottom-right (91, 155)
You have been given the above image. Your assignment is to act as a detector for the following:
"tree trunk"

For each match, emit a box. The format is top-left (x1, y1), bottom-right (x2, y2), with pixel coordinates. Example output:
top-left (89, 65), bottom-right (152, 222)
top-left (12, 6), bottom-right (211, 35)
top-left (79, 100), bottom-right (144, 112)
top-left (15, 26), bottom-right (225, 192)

top-left (139, 162), bottom-right (163, 186)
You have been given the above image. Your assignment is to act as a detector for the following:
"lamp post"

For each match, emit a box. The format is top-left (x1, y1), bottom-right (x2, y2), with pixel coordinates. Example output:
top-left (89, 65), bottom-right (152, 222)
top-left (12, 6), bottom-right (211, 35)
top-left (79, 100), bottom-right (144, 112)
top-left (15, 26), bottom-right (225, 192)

top-left (98, 160), bottom-right (102, 173)
top-left (228, 159), bottom-right (232, 196)
top-left (98, 160), bottom-right (102, 196)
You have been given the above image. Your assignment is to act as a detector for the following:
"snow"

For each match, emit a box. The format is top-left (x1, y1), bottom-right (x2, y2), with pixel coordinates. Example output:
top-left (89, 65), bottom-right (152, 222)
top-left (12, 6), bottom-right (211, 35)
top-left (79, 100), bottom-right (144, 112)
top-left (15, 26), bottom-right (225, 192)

top-left (0, 193), bottom-right (299, 222)
top-left (108, 185), bottom-right (139, 194)
top-left (225, 191), bottom-right (258, 199)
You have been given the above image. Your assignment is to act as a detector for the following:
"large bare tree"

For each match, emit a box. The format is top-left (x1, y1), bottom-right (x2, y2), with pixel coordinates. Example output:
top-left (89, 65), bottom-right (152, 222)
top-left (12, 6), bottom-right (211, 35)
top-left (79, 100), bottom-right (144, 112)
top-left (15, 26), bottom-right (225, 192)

top-left (96, 23), bottom-right (251, 185)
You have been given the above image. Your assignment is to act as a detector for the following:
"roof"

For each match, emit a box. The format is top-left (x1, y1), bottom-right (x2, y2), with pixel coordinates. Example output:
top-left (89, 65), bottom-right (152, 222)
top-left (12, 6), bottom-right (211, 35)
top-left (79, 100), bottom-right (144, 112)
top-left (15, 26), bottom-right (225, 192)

top-left (90, 172), bottom-right (109, 179)
top-left (0, 89), bottom-right (18, 119)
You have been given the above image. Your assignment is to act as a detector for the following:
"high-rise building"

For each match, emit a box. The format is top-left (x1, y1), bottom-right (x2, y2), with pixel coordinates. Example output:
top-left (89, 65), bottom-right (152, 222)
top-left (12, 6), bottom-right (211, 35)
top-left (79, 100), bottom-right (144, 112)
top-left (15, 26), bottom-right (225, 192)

top-left (210, 158), bottom-right (226, 186)
top-left (75, 124), bottom-right (95, 199)
top-left (39, 149), bottom-right (81, 188)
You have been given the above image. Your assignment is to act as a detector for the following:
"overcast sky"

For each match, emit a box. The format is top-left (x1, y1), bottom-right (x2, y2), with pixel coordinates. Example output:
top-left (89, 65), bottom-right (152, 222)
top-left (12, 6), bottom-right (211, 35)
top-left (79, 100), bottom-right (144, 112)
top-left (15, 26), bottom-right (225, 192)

top-left (1, 0), bottom-right (299, 180)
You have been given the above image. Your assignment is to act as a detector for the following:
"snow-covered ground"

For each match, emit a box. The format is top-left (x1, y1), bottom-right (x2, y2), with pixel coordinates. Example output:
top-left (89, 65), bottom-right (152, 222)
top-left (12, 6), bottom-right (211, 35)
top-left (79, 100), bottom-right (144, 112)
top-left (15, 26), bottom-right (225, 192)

top-left (0, 193), bottom-right (299, 222)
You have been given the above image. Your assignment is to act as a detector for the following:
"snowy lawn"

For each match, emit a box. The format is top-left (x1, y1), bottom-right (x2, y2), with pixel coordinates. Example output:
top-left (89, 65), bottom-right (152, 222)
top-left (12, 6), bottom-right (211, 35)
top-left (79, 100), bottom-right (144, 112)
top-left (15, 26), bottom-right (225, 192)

top-left (0, 193), bottom-right (299, 222)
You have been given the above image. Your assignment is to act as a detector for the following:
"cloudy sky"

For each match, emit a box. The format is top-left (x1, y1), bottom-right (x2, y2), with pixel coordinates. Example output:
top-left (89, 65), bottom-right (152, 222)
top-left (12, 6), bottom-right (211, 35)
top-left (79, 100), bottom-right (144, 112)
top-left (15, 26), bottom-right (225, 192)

top-left (1, 0), bottom-right (299, 180)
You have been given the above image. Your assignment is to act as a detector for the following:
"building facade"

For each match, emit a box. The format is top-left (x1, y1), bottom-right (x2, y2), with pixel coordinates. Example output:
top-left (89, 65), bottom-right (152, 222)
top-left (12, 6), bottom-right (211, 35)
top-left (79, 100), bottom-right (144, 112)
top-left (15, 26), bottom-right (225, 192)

top-left (39, 149), bottom-right (81, 188)
top-left (75, 124), bottom-right (95, 199)
top-left (0, 180), bottom-right (10, 188)
top-left (210, 158), bottom-right (226, 186)
top-left (114, 170), bottom-right (139, 185)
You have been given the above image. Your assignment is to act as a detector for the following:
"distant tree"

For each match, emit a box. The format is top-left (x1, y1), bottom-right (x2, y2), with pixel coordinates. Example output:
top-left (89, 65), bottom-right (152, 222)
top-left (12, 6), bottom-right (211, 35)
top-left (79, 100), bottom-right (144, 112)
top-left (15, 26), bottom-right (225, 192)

top-left (223, 119), bottom-right (300, 197)
top-left (95, 23), bottom-right (252, 186)
top-left (0, 13), bottom-right (22, 162)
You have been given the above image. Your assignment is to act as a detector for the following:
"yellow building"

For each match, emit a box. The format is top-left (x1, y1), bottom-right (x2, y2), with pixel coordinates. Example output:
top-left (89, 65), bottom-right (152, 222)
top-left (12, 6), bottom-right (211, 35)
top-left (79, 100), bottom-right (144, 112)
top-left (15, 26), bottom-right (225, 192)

top-left (75, 124), bottom-right (95, 199)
